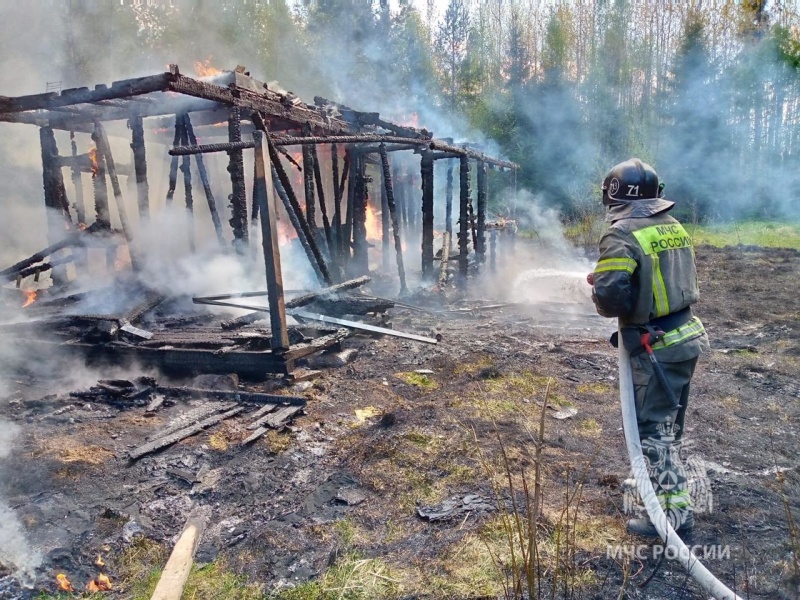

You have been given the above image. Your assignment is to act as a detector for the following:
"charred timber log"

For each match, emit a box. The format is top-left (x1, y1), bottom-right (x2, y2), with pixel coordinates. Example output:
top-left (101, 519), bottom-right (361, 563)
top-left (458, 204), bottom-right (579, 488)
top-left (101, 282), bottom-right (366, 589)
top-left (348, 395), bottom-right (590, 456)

top-left (378, 145), bottom-right (407, 293)
top-left (178, 115), bottom-right (195, 253)
top-left (331, 144), bottom-right (342, 261)
top-left (476, 160), bottom-right (487, 264)
top-left (310, 143), bottom-right (334, 262)
top-left (343, 151), bottom-right (357, 263)
top-left (337, 150), bottom-right (351, 259)
top-left (252, 113), bottom-right (333, 286)
top-left (93, 122), bottom-right (139, 269)
top-left (427, 140), bottom-right (517, 170)
top-left (459, 156), bottom-right (470, 279)
top-left (165, 116), bottom-right (182, 205)
top-left (219, 276), bottom-right (370, 330)
top-left (351, 157), bottom-right (370, 275)
top-left (69, 132), bottom-right (86, 224)
top-left (227, 106), bottom-right (249, 253)
top-left (253, 130), bottom-right (290, 352)
top-left (40, 126), bottom-right (73, 285)
top-left (0, 73), bottom-right (172, 113)
top-left (420, 152), bottom-right (435, 279)
top-left (302, 135), bottom-right (316, 233)
top-left (380, 166), bottom-right (390, 271)
top-left (185, 114), bottom-right (225, 247)
top-left (0, 227), bottom-right (102, 279)
top-left (167, 74), bottom-right (347, 134)
top-left (445, 159), bottom-right (454, 238)
top-left (40, 126), bottom-right (72, 235)
top-left (129, 116), bottom-right (150, 222)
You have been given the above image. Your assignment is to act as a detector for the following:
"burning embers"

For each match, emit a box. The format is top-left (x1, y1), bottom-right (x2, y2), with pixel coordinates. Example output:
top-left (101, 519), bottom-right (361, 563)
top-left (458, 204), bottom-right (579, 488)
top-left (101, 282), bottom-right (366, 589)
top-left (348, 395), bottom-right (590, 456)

top-left (55, 569), bottom-right (112, 593)
top-left (88, 147), bottom-right (100, 177)
top-left (194, 58), bottom-right (222, 77)
top-left (56, 573), bottom-right (74, 592)
top-left (22, 290), bottom-right (37, 308)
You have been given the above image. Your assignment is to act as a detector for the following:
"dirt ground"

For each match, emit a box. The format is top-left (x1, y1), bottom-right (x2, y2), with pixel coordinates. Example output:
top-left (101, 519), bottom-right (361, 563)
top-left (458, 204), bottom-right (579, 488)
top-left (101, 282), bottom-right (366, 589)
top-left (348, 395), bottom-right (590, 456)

top-left (0, 243), bottom-right (799, 600)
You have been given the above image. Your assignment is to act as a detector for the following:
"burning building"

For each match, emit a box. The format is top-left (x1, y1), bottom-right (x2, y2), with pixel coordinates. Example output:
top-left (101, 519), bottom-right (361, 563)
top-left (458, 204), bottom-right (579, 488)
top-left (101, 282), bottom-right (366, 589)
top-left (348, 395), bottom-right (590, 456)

top-left (0, 64), bottom-right (518, 378)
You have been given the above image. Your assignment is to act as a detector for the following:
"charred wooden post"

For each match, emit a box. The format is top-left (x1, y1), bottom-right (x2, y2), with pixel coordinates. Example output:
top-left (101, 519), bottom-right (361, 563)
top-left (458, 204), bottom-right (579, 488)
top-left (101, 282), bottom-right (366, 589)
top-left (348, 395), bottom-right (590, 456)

top-left (458, 156), bottom-right (471, 279)
top-left (343, 150), bottom-right (357, 263)
top-left (251, 112), bottom-right (333, 286)
top-left (439, 230), bottom-right (451, 288)
top-left (90, 128), bottom-right (112, 234)
top-left (420, 152), bottom-right (435, 279)
top-left (184, 114), bottom-right (225, 247)
top-left (165, 116), bottom-right (182, 205)
top-left (351, 156), bottom-right (370, 275)
top-left (178, 115), bottom-right (195, 253)
top-left (69, 132), bottom-right (86, 224)
top-left (310, 143), bottom-right (334, 259)
top-left (331, 144), bottom-right (342, 260)
top-left (129, 117), bottom-right (150, 223)
top-left (379, 144), bottom-right (407, 293)
top-left (94, 122), bottom-right (139, 270)
top-left (227, 106), bottom-right (249, 253)
top-left (40, 126), bottom-right (72, 237)
top-left (467, 189), bottom-right (478, 256)
top-left (380, 164), bottom-right (390, 271)
top-left (445, 158), bottom-right (454, 241)
top-left (476, 160), bottom-right (487, 264)
top-left (253, 130), bottom-right (290, 352)
top-left (302, 132), bottom-right (316, 234)
top-left (69, 131), bottom-right (88, 273)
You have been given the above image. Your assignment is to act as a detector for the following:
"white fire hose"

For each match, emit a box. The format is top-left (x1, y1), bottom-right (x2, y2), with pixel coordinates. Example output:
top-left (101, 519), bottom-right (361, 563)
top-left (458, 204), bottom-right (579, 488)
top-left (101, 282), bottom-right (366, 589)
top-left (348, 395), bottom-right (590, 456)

top-left (618, 331), bottom-right (743, 600)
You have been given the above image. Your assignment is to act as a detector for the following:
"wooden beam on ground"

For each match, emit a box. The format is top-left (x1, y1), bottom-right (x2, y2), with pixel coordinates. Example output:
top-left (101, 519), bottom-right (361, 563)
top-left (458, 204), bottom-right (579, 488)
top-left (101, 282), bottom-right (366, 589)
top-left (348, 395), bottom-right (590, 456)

top-left (129, 406), bottom-right (244, 460)
top-left (149, 506), bottom-right (211, 600)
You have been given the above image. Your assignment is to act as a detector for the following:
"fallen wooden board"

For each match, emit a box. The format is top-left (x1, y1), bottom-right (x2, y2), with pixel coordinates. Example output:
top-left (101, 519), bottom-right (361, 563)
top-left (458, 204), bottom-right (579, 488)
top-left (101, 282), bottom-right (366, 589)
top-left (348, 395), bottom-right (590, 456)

top-left (131, 406), bottom-right (244, 460)
top-left (246, 404), bottom-right (303, 431)
top-left (145, 402), bottom-right (236, 441)
top-left (149, 505), bottom-right (211, 600)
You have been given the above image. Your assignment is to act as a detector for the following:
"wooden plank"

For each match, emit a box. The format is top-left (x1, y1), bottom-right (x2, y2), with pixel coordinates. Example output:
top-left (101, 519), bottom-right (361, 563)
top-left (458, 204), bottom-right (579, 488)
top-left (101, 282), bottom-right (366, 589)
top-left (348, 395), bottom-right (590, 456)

top-left (246, 404), bottom-right (302, 430)
top-left (146, 402), bottom-right (236, 441)
top-left (149, 506), bottom-right (211, 600)
top-left (130, 406), bottom-right (243, 460)
top-left (156, 387), bottom-right (305, 406)
top-left (253, 130), bottom-right (289, 352)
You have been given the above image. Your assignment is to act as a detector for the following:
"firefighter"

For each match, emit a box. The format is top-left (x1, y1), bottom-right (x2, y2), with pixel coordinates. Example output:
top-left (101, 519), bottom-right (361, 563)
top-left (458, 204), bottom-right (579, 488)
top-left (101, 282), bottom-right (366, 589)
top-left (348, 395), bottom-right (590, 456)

top-left (587, 158), bottom-right (709, 539)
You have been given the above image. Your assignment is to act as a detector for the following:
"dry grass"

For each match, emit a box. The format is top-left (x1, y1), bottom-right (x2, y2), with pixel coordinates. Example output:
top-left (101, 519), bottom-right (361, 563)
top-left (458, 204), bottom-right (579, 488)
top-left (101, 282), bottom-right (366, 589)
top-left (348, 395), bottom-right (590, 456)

top-left (36, 435), bottom-right (114, 465)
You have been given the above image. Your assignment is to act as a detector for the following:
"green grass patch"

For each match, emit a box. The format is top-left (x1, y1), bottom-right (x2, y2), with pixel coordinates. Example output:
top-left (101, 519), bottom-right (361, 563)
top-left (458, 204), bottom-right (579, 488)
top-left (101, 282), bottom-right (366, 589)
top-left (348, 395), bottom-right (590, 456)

top-left (394, 372), bottom-right (438, 389)
top-left (577, 382), bottom-right (612, 395)
top-left (689, 221), bottom-right (800, 249)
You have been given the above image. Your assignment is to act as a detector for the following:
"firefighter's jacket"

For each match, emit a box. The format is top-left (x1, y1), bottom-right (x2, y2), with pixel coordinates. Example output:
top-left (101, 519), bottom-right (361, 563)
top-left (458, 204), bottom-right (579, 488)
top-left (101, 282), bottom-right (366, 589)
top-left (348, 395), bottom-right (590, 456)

top-left (592, 198), bottom-right (709, 363)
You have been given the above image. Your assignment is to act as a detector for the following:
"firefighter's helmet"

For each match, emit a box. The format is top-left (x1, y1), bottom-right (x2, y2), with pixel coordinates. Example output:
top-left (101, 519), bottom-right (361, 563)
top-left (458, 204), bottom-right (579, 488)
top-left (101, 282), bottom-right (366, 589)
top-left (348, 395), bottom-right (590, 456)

top-left (602, 158), bottom-right (661, 206)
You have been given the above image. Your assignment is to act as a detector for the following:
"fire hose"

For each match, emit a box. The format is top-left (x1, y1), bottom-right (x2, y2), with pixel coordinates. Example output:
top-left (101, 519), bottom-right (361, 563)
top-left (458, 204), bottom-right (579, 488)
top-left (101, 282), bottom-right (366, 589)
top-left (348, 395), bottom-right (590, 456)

top-left (618, 325), bottom-right (743, 600)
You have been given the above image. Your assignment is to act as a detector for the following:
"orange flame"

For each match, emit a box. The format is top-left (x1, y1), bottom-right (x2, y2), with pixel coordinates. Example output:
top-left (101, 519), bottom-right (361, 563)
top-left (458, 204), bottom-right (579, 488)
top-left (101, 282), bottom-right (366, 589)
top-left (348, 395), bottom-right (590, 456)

top-left (365, 204), bottom-right (381, 241)
top-left (56, 573), bottom-right (74, 592)
top-left (194, 58), bottom-right (222, 77)
top-left (86, 574), bottom-right (112, 592)
top-left (22, 291), bottom-right (37, 308)
top-left (89, 148), bottom-right (100, 176)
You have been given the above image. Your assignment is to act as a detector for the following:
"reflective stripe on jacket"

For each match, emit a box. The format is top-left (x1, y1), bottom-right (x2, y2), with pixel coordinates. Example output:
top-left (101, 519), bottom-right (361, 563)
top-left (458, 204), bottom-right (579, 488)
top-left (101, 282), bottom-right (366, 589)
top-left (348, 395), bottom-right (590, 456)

top-left (592, 202), bottom-right (709, 362)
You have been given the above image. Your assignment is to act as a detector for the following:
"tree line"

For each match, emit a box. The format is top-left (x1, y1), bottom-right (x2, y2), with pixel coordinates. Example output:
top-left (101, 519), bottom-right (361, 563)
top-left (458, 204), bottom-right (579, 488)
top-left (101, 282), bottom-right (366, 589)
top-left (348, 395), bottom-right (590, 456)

top-left (58, 0), bottom-right (800, 221)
